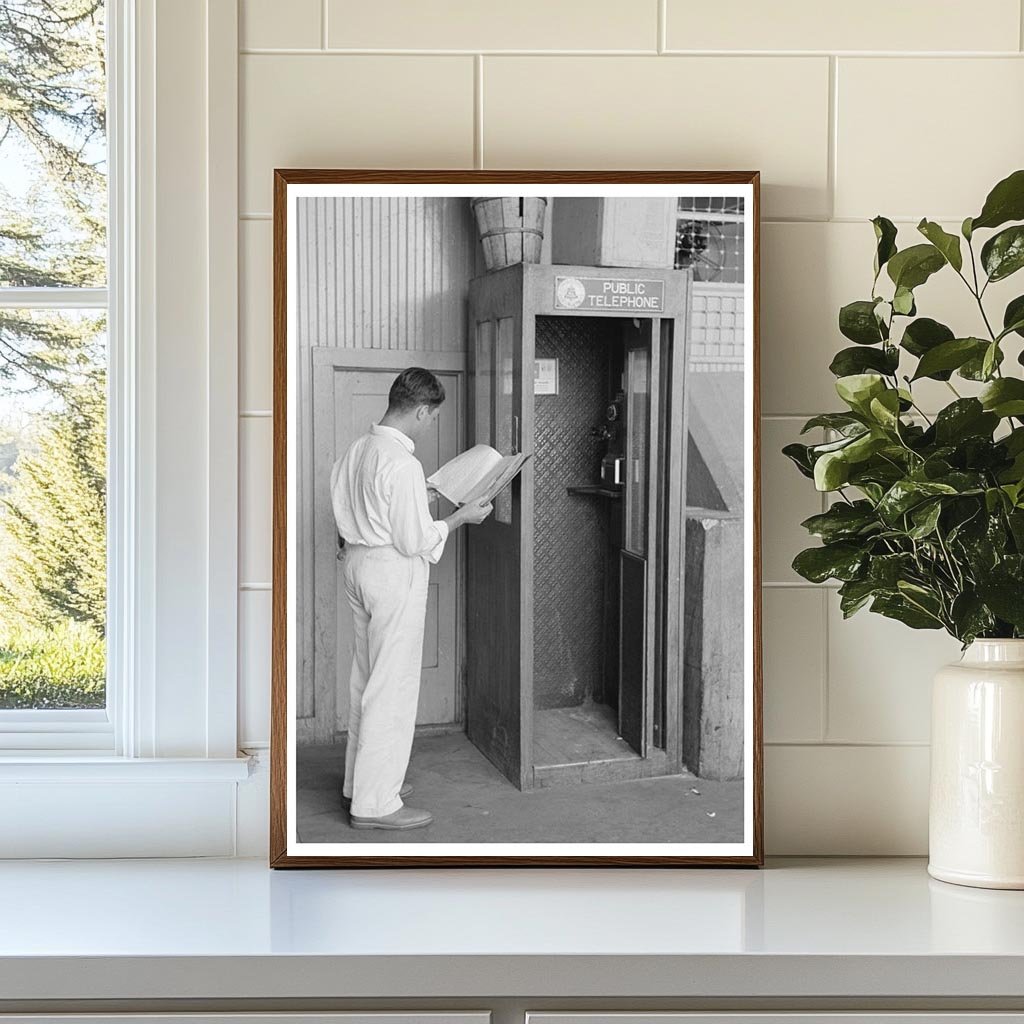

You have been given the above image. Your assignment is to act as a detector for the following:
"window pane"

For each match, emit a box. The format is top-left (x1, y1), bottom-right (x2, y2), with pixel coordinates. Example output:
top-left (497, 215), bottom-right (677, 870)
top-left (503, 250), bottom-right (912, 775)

top-left (0, 309), bottom-right (106, 709)
top-left (675, 197), bottom-right (745, 284)
top-left (624, 346), bottom-right (649, 556)
top-left (0, 1), bottom-right (107, 288)
top-left (494, 316), bottom-right (514, 525)
top-left (474, 319), bottom-right (493, 447)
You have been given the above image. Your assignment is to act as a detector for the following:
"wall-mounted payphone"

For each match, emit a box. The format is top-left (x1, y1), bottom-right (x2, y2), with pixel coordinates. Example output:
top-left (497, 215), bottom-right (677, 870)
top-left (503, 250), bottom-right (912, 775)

top-left (466, 262), bottom-right (692, 791)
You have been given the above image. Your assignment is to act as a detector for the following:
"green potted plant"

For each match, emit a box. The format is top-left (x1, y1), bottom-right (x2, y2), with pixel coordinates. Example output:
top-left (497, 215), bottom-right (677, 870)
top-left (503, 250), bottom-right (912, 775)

top-left (785, 169), bottom-right (1024, 889)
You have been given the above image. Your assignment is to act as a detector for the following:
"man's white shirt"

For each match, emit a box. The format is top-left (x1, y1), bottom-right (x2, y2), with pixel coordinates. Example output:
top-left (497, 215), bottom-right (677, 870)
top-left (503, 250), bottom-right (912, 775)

top-left (330, 423), bottom-right (449, 564)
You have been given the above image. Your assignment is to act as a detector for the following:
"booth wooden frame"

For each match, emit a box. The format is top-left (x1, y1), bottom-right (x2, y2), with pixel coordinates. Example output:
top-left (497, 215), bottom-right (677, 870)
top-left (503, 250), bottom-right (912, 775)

top-left (270, 169), bottom-right (763, 868)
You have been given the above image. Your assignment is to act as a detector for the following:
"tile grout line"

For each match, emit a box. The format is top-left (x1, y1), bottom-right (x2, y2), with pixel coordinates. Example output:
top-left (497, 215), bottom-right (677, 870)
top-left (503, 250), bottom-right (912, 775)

top-left (321, 0), bottom-right (329, 50)
top-left (1021, 0), bottom-right (1024, 52)
top-left (474, 54), bottom-right (484, 169)
top-left (657, 0), bottom-right (667, 53)
top-left (237, 47), bottom-right (1024, 57)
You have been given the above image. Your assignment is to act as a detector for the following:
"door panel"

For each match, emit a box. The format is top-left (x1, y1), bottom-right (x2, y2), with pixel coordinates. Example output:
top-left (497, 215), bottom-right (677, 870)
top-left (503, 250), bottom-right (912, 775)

top-left (466, 267), bottom-right (533, 789)
top-left (618, 320), bottom-right (657, 755)
top-left (311, 368), bottom-right (460, 744)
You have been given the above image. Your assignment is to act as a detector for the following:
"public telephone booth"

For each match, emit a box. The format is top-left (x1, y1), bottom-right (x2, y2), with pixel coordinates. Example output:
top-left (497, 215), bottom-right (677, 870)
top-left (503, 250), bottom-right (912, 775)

top-left (466, 262), bottom-right (692, 790)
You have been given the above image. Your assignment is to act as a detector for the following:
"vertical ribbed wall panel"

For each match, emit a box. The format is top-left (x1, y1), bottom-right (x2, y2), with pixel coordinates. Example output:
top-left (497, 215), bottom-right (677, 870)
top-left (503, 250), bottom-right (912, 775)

top-left (296, 196), bottom-right (478, 353)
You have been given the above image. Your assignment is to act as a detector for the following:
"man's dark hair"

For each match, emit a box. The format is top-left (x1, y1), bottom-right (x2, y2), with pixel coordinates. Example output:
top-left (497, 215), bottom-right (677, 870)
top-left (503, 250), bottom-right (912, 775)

top-left (387, 367), bottom-right (446, 413)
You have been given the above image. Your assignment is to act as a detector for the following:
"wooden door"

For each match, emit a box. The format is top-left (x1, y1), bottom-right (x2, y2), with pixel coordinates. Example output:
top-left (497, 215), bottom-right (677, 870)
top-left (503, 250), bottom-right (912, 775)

top-left (619, 319), bottom-right (660, 756)
top-left (306, 364), bottom-right (461, 745)
top-left (466, 266), bottom-right (534, 789)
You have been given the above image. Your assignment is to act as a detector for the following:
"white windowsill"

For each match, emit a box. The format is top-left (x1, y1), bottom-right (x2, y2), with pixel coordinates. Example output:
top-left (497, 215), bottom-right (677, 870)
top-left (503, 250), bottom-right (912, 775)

top-left (0, 754), bottom-right (253, 782)
top-left (0, 858), bottom-right (1022, 1003)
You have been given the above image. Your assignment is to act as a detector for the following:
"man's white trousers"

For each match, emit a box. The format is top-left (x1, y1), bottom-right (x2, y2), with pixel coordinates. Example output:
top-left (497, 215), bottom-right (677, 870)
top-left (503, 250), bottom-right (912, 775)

top-left (341, 543), bottom-right (429, 818)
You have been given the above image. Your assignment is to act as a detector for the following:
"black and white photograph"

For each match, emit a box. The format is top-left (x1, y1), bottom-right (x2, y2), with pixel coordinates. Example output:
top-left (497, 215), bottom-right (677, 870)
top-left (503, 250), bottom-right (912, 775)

top-left (271, 172), bottom-right (762, 866)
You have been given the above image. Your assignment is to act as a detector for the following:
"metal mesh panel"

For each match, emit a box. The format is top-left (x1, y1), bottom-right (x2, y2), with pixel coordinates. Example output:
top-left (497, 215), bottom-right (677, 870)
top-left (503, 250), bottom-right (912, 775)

top-left (532, 315), bottom-right (618, 710)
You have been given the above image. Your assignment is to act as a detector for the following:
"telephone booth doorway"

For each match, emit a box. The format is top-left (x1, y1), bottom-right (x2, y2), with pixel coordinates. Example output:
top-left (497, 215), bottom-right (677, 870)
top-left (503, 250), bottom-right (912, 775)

top-left (466, 262), bottom-right (692, 790)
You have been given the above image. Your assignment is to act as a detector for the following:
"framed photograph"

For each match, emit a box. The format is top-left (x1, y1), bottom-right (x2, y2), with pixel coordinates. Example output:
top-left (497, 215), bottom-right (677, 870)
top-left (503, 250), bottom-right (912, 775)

top-left (270, 170), bottom-right (762, 867)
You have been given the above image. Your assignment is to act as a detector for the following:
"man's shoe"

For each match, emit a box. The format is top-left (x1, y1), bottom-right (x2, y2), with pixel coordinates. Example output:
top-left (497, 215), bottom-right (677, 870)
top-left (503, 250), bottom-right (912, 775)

top-left (350, 805), bottom-right (433, 830)
top-left (341, 782), bottom-right (412, 808)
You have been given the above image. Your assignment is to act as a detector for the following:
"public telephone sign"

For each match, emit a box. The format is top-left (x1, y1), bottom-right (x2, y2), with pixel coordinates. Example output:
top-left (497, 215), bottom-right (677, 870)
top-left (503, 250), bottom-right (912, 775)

top-left (553, 275), bottom-right (665, 313)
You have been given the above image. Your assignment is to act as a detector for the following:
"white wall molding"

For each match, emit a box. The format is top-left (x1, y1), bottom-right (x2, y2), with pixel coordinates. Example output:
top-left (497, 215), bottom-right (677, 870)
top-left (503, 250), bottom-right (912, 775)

top-left (0, 0), bottom-right (245, 859)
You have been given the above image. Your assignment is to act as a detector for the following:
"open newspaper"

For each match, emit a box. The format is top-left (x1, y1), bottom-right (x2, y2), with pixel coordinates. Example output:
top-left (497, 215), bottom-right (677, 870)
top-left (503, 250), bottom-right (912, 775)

top-left (427, 444), bottom-right (530, 506)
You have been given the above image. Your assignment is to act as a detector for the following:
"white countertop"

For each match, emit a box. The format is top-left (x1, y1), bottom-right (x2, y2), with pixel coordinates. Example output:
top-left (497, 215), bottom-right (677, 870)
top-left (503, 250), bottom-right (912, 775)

top-left (1, 857), bottom-right (1023, 1002)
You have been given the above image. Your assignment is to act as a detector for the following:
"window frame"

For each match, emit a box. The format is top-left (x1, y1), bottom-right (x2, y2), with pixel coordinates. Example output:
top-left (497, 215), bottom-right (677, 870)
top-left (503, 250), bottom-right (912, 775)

top-left (0, 0), bottom-right (128, 754)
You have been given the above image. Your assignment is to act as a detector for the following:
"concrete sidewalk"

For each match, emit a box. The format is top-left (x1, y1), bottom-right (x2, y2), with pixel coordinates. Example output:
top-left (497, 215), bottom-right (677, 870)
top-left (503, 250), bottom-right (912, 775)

top-left (297, 730), bottom-right (744, 844)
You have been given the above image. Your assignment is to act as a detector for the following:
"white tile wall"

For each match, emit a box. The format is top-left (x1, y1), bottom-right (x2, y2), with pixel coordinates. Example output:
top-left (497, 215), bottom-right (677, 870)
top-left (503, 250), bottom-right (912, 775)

top-left (483, 56), bottom-right (831, 220)
top-left (665, 0), bottom-right (1021, 53)
top-left (763, 588), bottom-right (825, 744)
top-left (240, 55), bottom-right (475, 213)
top-left (236, 1), bottom-right (1024, 853)
top-left (835, 58), bottom-right (1024, 220)
top-left (241, 0), bottom-right (321, 50)
top-left (326, 0), bottom-right (660, 52)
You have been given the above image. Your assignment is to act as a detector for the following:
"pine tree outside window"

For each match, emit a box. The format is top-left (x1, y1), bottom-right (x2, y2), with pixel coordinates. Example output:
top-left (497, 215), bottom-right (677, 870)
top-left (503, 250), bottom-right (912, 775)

top-left (0, 1), bottom-right (109, 733)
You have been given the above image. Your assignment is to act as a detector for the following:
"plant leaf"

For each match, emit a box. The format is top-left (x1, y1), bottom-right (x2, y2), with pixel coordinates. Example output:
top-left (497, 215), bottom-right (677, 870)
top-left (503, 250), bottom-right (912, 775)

top-left (900, 318), bottom-right (956, 381)
top-left (868, 389), bottom-right (902, 431)
top-left (839, 299), bottom-right (887, 345)
top-left (983, 341), bottom-right (1001, 380)
top-left (835, 373), bottom-right (886, 413)
top-left (1003, 295), bottom-right (1024, 340)
top-left (971, 169), bottom-right (1024, 233)
top-left (950, 593), bottom-right (996, 643)
top-left (892, 286), bottom-right (916, 316)
top-left (838, 578), bottom-right (881, 617)
top-left (800, 501), bottom-right (879, 543)
top-left (960, 344), bottom-right (1004, 380)
top-left (917, 218), bottom-right (963, 272)
top-left (792, 542), bottom-right (866, 584)
top-left (814, 450), bottom-right (851, 491)
top-left (886, 243), bottom-right (946, 291)
top-left (877, 479), bottom-right (958, 524)
top-left (981, 225), bottom-right (1024, 282)
top-left (800, 412), bottom-right (866, 435)
top-left (976, 580), bottom-right (1024, 629)
top-left (911, 337), bottom-right (988, 380)
top-left (872, 215), bottom-right (898, 278)
top-left (908, 500), bottom-right (943, 540)
top-left (868, 552), bottom-right (915, 587)
top-left (782, 442), bottom-right (815, 479)
top-left (979, 377), bottom-right (1024, 418)
top-left (829, 345), bottom-right (899, 378)
top-left (933, 398), bottom-right (999, 444)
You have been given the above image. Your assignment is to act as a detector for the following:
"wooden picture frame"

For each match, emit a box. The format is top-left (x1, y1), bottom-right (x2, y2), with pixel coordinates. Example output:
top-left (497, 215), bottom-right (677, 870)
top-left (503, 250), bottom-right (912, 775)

top-left (271, 170), bottom-right (762, 867)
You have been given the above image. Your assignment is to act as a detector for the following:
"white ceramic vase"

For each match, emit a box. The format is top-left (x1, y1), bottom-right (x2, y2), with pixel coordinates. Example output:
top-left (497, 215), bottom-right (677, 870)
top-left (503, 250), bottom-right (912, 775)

top-left (929, 639), bottom-right (1024, 889)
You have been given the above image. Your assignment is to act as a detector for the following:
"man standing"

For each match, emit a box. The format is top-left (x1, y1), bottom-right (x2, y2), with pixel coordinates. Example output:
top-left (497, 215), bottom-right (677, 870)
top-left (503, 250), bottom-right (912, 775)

top-left (330, 368), bottom-right (493, 831)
